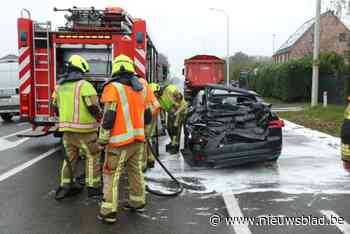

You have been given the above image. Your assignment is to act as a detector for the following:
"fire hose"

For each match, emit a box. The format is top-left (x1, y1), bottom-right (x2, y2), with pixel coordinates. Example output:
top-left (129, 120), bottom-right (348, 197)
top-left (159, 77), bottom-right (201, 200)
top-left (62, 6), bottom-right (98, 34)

top-left (56, 136), bottom-right (184, 200)
top-left (145, 138), bottom-right (184, 197)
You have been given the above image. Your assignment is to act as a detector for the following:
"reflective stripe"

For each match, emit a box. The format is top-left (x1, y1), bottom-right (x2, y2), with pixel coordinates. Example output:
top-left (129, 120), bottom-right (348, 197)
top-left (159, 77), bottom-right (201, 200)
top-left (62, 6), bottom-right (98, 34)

top-left (19, 46), bottom-right (29, 58)
top-left (81, 142), bottom-right (94, 187)
top-left (19, 56), bottom-right (30, 72)
top-left (129, 194), bottom-right (145, 203)
top-left (85, 177), bottom-right (101, 184)
top-left (342, 144), bottom-right (350, 155)
top-left (346, 112), bottom-right (350, 120)
top-left (134, 57), bottom-right (146, 74)
top-left (109, 82), bottom-right (145, 145)
top-left (143, 85), bottom-right (147, 100)
top-left (129, 147), bottom-right (145, 205)
top-left (112, 83), bottom-right (133, 132)
top-left (22, 85), bottom-right (31, 95)
top-left (136, 48), bottom-right (146, 59)
top-left (60, 161), bottom-right (67, 187)
top-left (110, 129), bottom-right (145, 143)
top-left (172, 136), bottom-right (177, 145)
top-left (111, 150), bottom-right (127, 212)
top-left (73, 80), bottom-right (85, 123)
top-left (60, 165), bottom-right (76, 185)
top-left (59, 122), bottom-right (98, 129)
top-left (20, 70), bottom-right (31, 87)
top-left (101, 202), bottom-right (113, 209)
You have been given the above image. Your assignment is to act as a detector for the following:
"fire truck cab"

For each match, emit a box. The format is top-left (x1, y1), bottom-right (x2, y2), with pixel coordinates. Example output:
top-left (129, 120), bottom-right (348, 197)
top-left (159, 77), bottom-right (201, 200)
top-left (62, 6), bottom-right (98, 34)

top-left (17, 7), bottom-right (161, 133)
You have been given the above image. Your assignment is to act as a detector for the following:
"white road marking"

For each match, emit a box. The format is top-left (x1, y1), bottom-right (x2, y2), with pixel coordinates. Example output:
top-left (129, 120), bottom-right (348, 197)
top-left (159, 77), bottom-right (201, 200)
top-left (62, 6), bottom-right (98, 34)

top-left (0, 128), bottom-right (31, 139)
top-left (0, 128), bottom-right (32, 151)
top-left (16, 122), bottom-right (28, 127)
top-left (222, 193), bottom-right (252, 234)
top-left (320, 210), bottom-right (350, 234)
top-left (0, 147), bottom-right (60, 182)
top-left (0, 138), bottom-right (30, 152)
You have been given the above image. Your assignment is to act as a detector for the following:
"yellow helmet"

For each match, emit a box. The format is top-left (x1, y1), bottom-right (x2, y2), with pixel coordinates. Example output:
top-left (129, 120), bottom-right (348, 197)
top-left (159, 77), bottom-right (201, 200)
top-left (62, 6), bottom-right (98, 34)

top-left (68, 55), bottom-right (90, 73)
top-left (112, 54), bottom-right (135, 76)
top-left (149, 83), bottom-right (160, 92)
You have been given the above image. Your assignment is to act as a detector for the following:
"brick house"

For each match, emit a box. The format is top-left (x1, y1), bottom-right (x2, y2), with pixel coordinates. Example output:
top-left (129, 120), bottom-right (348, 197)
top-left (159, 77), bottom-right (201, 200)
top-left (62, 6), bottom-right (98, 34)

top-left (273, 11), bottom-right (350, 64)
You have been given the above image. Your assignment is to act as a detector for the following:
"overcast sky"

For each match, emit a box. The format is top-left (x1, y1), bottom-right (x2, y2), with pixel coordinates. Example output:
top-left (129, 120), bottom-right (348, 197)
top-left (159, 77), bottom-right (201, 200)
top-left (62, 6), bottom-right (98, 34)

top-left (1, 0), bottom-right (336, 77)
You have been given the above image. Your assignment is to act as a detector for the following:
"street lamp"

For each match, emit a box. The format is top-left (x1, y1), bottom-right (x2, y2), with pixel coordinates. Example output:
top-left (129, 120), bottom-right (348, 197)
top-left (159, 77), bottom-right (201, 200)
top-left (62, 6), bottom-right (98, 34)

top-left (209, 8), bottom-right (230, 86)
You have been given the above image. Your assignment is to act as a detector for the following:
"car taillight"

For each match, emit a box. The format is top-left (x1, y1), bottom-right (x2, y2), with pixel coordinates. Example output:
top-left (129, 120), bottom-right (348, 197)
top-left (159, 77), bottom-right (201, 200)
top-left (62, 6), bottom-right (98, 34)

top-left (269, 119), bottom-right (285, 128)
top-left (195, 154), bottom-right (205, 161)
top-left (191, 137), bottom-right (208, 147)
top-left (343, 161), bottom-right (350, 173)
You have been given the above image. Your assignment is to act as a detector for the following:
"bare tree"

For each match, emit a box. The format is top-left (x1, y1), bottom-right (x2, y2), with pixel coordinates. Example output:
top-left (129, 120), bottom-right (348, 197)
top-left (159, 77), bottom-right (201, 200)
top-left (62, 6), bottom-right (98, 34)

top-left (327, 0), bottom-right (350, 17)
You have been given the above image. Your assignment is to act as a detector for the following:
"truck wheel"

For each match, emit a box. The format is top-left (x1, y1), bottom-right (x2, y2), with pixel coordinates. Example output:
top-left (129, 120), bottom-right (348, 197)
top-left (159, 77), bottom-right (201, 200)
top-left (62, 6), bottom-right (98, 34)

top-left (1, 113), bottom-right (13, 122)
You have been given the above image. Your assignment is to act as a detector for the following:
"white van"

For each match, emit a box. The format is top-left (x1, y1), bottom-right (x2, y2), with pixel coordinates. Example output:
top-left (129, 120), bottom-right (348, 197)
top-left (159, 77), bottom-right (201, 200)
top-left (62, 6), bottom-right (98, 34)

top-left (0, 57), bottom-right (20, 122)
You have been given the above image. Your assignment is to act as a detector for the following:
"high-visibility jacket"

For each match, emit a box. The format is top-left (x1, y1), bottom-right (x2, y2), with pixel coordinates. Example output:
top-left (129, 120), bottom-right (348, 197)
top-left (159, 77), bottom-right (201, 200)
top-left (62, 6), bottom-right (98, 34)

top-left (159, 84), bottom-right (186, 112)
top-left (55, 80), bottom-right (98, 133)
top-left (100, 81), bottom-right (147, 148)
top-left (139, 78), bottom-right (160, 116)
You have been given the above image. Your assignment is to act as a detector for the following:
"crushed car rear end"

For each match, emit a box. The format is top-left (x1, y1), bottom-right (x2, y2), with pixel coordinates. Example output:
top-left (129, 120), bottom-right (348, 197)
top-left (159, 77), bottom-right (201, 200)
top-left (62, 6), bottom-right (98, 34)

top-left (181, 84), bottom-right (284, 167)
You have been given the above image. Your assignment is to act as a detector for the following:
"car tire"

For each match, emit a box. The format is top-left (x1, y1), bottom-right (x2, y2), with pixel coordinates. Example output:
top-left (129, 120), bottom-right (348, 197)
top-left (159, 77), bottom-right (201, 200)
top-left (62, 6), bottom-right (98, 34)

top-left (267, 156), bottom-right (279, 162)
top-left (1, 113), bottom-right (13, 122)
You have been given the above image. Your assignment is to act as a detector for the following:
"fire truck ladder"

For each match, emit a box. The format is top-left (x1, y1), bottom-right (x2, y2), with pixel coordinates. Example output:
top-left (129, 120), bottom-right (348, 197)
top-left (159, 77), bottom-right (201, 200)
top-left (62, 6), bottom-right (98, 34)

top-left (32, 21), bottom-right (51, 118)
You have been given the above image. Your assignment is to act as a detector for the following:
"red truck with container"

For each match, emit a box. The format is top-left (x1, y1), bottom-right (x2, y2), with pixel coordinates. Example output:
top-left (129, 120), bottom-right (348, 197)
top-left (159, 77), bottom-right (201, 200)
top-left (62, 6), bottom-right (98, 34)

top-left (183, 55), bottom-right (225, 102)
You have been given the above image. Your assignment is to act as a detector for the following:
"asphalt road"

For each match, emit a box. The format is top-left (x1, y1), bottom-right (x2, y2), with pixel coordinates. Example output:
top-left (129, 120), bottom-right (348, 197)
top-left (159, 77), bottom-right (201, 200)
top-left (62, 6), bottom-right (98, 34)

top-left (0, 117), bottom-right (350, 234)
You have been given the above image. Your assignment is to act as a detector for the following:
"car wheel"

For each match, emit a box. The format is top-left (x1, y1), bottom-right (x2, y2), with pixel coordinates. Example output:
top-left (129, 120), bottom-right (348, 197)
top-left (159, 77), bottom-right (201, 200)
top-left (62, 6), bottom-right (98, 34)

top-left (267, 156), bottom-right (279, 162)
top-left (1, 113), bottom-right (13, 122)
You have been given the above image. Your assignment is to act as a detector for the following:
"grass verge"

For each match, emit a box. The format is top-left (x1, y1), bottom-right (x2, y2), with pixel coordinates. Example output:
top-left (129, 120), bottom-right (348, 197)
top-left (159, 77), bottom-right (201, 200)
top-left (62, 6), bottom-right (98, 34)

top-left (277, 105), bottom-right (346, 137)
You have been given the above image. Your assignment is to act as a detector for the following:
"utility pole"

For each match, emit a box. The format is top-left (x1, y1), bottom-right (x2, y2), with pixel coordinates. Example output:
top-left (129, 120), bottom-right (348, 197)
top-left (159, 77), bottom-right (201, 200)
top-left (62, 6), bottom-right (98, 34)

top-left (226, 13), bottom-right (230, 87)
top-left (210, 8), bottom-right (230, 86)
top-left (311, 0), bottom-right (321, 107)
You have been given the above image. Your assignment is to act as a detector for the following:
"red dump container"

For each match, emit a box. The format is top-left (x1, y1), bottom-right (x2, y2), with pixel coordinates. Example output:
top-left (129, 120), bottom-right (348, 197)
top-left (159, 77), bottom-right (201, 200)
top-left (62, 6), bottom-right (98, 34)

top-left (184, 55), bottom-right (225, 101)
top-left (184, 55), bottom-right (224, 88)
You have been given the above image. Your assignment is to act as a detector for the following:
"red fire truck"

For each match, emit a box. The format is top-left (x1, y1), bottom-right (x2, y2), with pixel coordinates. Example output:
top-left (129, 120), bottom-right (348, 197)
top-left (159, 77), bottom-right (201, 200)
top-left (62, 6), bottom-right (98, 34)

top-left (17, 7), bottom-right (163, 135)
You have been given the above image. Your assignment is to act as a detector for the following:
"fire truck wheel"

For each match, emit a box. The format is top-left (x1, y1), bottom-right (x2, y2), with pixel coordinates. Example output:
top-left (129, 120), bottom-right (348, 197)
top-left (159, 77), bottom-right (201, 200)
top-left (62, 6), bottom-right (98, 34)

top-left (1, 113), bottom-right (13, 122)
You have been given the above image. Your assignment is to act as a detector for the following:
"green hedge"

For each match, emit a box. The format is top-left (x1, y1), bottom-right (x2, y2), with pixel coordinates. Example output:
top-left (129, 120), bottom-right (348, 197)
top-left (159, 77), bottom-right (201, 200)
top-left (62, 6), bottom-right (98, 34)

top-left (248, 52), bottom-right (350, 102)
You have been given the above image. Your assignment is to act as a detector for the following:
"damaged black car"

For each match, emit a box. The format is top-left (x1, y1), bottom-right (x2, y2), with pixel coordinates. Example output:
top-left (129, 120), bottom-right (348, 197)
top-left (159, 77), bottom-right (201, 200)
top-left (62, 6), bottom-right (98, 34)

top-left (181, 84), bottom-right (284, 167)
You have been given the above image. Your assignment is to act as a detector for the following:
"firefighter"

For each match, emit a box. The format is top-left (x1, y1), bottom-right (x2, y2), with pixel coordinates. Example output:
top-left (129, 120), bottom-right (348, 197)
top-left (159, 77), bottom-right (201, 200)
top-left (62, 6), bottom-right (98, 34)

top-left (142, 82), bottom-right (160, 171)
top-left (154, 84), bottom-right (188, 154)
top-left (152, 84), bottom-right (167, 136)
top-left (97, 54), bottom-right (152, 224)
top-left (341, 96), bottom-right (350, 172)
top-left (52, 54), bottom-right (102, 200)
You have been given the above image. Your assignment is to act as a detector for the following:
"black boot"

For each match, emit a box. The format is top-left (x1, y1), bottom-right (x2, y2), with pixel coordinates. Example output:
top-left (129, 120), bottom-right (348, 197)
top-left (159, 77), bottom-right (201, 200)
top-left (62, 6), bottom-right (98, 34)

top-left (55, 183), bottom-right (83, 201)
top-left (87, 187), bottom-right (103, 198)
top-left (147, 161), bottom-right (155, 169)
top-left (98, 212), bottom-right (117, 224)
top-left (123, 203), bottom-right (146, 213)
top-left (168, 145), bottom-right (179, 155)
top-left (165, 143), bottom-right (172, 152)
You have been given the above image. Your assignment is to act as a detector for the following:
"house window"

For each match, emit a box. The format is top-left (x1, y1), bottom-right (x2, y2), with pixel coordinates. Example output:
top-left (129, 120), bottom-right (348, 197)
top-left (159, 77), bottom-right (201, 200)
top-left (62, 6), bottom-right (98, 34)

top-left (339, 33), bottom-right (346, 42)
